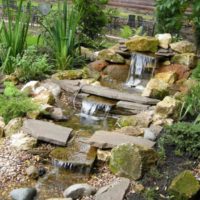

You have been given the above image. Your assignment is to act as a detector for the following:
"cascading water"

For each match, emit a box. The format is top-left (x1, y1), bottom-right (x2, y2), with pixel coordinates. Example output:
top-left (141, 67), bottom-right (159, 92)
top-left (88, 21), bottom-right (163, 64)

top-left (80, 96), bottom-right (114, 120)
top-left (126, 53), bottom-right (157, 87)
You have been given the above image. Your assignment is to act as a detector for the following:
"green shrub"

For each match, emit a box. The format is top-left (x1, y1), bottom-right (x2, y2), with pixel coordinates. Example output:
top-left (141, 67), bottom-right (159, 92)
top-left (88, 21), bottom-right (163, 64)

top-left (0, 0), bottom-right (31, 74)
top-left (12, 46), bottom-right (52, 82)
top-left (191, 62), bottom-right (200, 80)
top-left (120, 25), bottom-right (133, 39)
top-left (74, 0), bottom-right (108, 39)
top-left (160, 122), bottom-right (200, 158)
top-left (39, 0), bottom-right (81, 70)
top-left (0, 82), bottom-right (37, 123)
top-left (181, 83), bottom-right (200, 121)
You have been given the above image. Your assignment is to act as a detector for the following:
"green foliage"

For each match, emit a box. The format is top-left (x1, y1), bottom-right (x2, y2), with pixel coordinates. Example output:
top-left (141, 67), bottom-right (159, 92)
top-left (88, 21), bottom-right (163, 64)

top-left (39, 0), bottom-right (81, 70)
top-left (120, 25), bottom-right (133, 39)
top-left (74, 0), bottom-right (108, 39)
top-left (191, 62), bottom-right (200, 80)
top-left (181, 83), bottom-right (200, 120)
top-left (12, 46), bottom-right (52, 82)
top-left (143, 187), bottom-right (159, 200)
top-left (161, 122), bottom-right (200, 158)
top-left (0, 82), bottom-right (37, 123)
top-left (0, 0), bottom-right (31, 74)
top-left (156, 0), bottom-right (189, 34)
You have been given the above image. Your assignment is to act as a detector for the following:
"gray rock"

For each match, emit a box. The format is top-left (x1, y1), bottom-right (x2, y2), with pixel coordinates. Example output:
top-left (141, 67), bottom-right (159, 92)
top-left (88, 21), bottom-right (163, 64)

top-left (63, 183), bottom-right (96, 199)
top-left (41, 81), bottom-right (61, 99)
top-left (23, 119), bottom-right (73, 146)
top-left (50, 107), bottom-right (68, 121)
top-left (95, 177), bottom-right (130, 200)
top-left (10, 188), bottom-right (37, 200)
top-left (144, 128), bottom-right (156, 141)
top-left (87, 131), bottom-right (155, 149)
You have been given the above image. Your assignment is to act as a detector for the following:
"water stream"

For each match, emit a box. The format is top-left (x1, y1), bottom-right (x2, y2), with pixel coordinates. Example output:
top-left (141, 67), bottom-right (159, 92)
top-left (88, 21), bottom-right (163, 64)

top-left (126, 53), bottom-right (157, 88)
top-left (34, 104), bottom-right (117, 199)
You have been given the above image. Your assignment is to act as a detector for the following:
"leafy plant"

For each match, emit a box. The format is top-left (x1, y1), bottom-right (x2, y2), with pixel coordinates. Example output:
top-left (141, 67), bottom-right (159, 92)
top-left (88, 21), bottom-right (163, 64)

top-left (191, 62), bottom-right (200, 80)
top-left (181, 83), bottom-right (200, 121)
top-left (39, 0), bottom-right (81, 70)
top-left (0, 82), bottom-right (37, 123)
top-left (0, 0), bottom-right (31, 74)
top-left (120, 25), bottom-right (133, 39)
top-left (73, 0), bottom-right (108, 39)
top-left (160, 122), bottom-right (200, 158)
top-left (12, 46), bottom-right (52, 82)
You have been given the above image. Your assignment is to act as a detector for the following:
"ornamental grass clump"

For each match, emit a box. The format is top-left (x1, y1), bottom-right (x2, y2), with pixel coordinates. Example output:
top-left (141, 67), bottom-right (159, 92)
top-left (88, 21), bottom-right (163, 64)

top-left (0, 0), bottom-right (31, 74)
top-left (39, 0), bottom-right (81, 70)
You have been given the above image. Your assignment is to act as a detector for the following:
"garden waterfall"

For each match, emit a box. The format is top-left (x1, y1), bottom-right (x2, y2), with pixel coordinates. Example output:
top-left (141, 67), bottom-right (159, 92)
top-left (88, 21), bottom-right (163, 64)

top-left (126, 53), bottom-right (157, 87)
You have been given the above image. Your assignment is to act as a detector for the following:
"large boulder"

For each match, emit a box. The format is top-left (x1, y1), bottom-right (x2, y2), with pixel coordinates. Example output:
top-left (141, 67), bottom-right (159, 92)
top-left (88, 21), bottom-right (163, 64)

top-left (109, 143), bottom-right (158, 180)
top-left (172, 53), bottom-right (197, 69)
top-left (169, 170), bottom-right (200, 200)
top-left (63, 184), bottom-right (96, 199)
top-left (88, 60), bottom-right (109, 72)
top-left (142, 78), bottom-right (170, 99)
top-left (154, 96), bottom-right (182, 120)
top-left (155, 64), bottom-right (190, 80)
top-left (170, 41), bottom-right (196, 53)
top-left (125, 36), bottom-right (159, 53)
top-left (97, 49), bottom-right (125, 64)
top-left (4, 118), bottom-right (23, 137)
top-left (102, 64), bottom-right (130, 82)
top-left (154, 71), bottom-right (177, 84)
top-left (155, 33), bottom-right (172, 49)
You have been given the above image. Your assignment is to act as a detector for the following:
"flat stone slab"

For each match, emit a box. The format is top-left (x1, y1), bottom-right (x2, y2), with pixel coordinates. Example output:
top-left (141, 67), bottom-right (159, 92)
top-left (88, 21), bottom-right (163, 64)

top-left (87, 131), bottom-right (155, 149)
top-left (81, 85), bottom-right (159, 105)
top-left (116, 101), bottom-right (150, 111)
top-left (50, 138), bottom-right (97, 174)
top-left (95, 177), bottom-right (130, 200)
top-left (23, 119), bottom-right (73, 146)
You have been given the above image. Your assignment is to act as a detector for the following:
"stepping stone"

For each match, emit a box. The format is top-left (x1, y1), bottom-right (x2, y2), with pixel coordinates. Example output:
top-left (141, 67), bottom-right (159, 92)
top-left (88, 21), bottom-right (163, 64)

top-left (87, 131), bottom-right (155, 149)
top-left (23, 119), bottom-right (73, 146)
top-left (50, 138), bottom-right (97, 174)
top-left (95, 177), bottom-right (130, 200)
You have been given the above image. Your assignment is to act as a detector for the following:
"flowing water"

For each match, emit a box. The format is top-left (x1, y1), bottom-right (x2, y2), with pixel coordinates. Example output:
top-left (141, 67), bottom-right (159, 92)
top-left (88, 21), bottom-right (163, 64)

top-left (126, 53), bottom-right (157, 88)
top-left (34, 102), bottom-right (117, 199)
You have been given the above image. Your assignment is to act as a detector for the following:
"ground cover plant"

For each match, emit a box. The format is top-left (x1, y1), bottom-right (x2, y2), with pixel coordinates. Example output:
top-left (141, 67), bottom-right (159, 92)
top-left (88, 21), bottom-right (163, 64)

top-left (12, 46), bottom-right (52, 82)
top-left (0, 82), bottom-right (37, 123)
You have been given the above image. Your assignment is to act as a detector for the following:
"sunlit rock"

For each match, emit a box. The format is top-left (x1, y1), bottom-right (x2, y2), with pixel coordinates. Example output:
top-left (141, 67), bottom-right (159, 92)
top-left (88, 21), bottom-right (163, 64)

top-left (170, 40), bottom-right (196, 53)
top-left (172, 53), bottom-right (197, 69)
top-left (125, 36), bottom-right (159, 53)
top-left (155, 33), bottom-right (172, 49)
top-left (142, 78), bottom-right (170, 99)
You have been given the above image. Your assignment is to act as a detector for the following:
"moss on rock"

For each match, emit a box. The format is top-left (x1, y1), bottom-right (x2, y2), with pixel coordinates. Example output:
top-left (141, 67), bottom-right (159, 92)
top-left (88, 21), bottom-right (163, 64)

top-left (169, 170), bottom-right (200, 200)
top-left (125, 36), bottom-right (159, 53)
